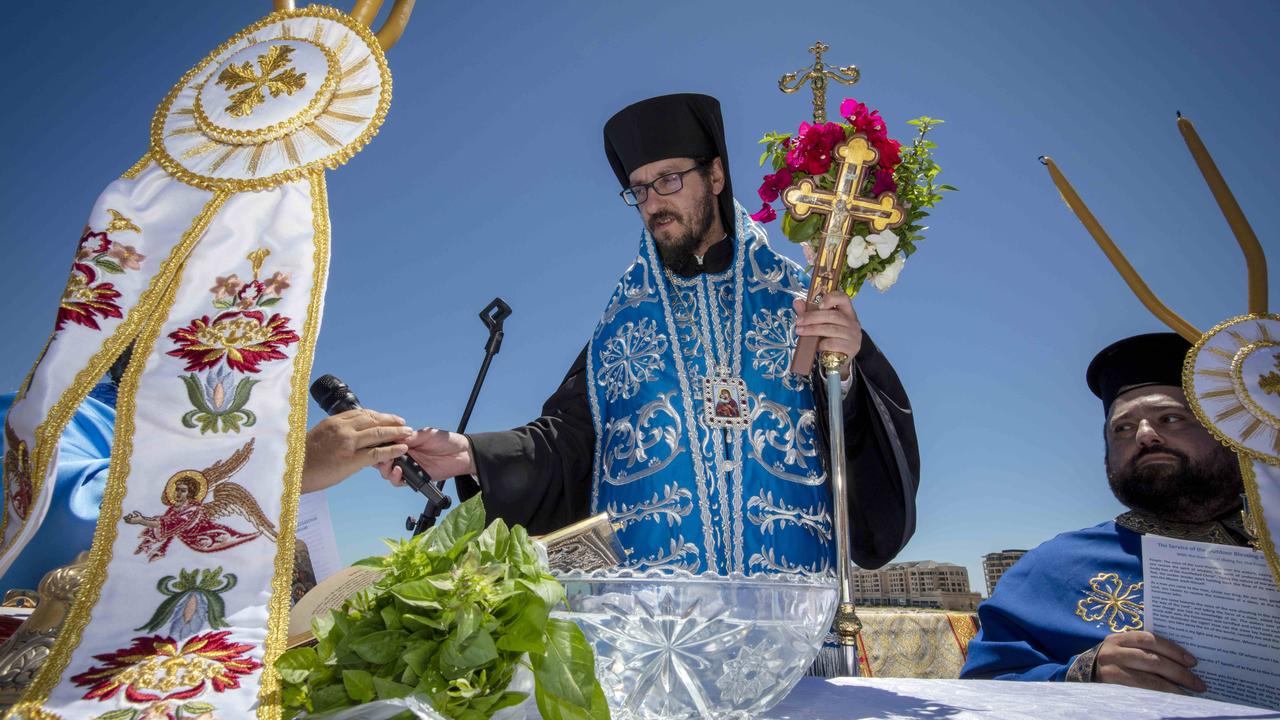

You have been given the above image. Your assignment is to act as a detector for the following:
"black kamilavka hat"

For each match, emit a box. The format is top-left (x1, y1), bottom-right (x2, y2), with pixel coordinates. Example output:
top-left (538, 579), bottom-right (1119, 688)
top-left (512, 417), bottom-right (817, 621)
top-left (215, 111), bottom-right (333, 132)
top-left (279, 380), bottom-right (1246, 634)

top-left (604, 93), bottom-right (735, 236)
top-left (1086, 332), bottom-right (1191, 412)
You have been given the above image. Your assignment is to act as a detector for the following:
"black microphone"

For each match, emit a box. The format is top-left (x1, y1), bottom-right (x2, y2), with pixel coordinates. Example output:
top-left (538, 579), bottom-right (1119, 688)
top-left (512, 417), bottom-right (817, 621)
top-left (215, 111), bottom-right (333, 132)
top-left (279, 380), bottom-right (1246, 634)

top-left (309, 374), bottom-right (451, 510)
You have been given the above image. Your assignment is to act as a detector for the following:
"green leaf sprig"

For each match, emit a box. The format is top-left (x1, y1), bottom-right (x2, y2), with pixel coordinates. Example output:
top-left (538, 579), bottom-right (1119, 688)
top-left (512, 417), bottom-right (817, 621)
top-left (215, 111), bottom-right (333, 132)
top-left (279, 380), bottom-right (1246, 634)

top-left (277, 496), bottom-right (609, 720)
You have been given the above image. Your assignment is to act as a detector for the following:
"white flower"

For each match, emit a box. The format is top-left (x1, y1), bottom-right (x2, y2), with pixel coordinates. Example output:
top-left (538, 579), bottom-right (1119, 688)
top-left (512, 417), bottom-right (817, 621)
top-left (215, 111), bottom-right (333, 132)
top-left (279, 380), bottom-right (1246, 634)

top-left (868, 228), bottom-right (899, 259)
top-left (846, 237), bottom-right (874, 269)
top-left (870, 254), bottom-right (905, 292)
top-left (802, 243), bottom-right (817, 265)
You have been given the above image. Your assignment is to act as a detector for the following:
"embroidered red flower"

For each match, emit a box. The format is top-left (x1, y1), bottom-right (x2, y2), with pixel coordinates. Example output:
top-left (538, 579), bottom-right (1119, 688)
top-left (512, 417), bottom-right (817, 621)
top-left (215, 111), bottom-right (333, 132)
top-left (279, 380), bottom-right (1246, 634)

top-left (71, 631), bottom-right (261, 704)
top-left (57, 263), bottom-right (124, 331)
top-left (77, 230), bottom-right (113, 260)
top-left (167, 310), bottom-right (299, 374)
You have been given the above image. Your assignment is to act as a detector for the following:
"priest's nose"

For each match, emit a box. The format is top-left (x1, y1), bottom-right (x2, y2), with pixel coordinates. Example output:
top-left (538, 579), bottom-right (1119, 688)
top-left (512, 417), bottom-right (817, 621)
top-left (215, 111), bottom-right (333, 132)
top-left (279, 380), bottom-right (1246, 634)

top-left (1135, 419), bottom-right (1165, 447)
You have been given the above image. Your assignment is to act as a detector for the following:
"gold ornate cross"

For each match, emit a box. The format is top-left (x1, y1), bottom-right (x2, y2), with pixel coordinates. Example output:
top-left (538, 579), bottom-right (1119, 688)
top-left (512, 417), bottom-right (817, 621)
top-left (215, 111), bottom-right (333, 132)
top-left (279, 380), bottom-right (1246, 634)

top-left (778, 41), bottom-right (860, 124)
top-left (783, 136), bottom-right (905, 374)
top-left (215, 44), bottom-right (308, 118)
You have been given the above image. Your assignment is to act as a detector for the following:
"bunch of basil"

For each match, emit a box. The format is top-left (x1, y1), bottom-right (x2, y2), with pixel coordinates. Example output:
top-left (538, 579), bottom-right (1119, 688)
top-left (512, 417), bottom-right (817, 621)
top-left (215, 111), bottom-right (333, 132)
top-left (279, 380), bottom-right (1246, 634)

top-left (277, 497), bottom-right (609, 720)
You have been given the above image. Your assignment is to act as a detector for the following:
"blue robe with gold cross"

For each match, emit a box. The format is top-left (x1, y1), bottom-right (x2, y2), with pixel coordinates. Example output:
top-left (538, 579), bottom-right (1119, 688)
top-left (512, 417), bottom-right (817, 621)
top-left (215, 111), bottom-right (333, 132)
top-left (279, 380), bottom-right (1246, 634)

top-left (961, 521), bottom-right (1146, 681)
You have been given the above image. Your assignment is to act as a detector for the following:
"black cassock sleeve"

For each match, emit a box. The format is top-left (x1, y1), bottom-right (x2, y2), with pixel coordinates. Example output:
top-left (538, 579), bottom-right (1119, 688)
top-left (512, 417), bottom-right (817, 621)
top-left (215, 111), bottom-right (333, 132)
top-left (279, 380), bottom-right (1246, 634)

top-left (812, 331), bottom-right (919, 570)
top-left (455, 346), bottom-right (594, 535)
top-left (459, 332), bottom-right (919, 562)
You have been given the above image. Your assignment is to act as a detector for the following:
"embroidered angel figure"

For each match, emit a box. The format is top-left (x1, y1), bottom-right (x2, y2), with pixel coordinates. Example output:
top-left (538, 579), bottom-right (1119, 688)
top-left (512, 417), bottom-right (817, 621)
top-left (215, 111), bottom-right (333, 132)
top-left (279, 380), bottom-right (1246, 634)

top-left (124, 438), bottom-right (277, 561)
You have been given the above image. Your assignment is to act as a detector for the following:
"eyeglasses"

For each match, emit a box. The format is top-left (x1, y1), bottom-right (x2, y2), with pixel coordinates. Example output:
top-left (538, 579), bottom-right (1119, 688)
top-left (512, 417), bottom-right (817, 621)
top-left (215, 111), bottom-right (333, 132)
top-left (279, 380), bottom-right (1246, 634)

top-left (620, 162), bottom-right (707, 206)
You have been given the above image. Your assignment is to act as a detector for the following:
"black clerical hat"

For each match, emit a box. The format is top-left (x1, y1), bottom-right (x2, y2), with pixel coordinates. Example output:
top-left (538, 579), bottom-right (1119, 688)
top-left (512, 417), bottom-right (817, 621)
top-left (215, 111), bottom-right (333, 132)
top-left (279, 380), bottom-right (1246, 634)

top-left (604, 93), bottom-right (735, 235)
top-left (1086, 333), bottom-right (1191, 412)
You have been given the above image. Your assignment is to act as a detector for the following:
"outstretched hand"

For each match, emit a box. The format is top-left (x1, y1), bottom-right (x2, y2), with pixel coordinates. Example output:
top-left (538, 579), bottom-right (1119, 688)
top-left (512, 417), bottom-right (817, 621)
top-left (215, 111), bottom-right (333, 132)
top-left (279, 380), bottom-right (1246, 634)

top-left (302, 409), bottom-right (414, 493)
top-left (793, 291), bottom-right (862, 379)
top-left (377, 427), bottom-right (475, 487)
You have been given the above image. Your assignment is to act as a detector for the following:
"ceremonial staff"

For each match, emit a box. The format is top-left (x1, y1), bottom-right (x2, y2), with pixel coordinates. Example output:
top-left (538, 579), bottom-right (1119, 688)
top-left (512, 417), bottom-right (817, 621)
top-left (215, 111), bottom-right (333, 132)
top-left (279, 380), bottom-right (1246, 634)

top-left (778, 43), bottom-right (903, 678)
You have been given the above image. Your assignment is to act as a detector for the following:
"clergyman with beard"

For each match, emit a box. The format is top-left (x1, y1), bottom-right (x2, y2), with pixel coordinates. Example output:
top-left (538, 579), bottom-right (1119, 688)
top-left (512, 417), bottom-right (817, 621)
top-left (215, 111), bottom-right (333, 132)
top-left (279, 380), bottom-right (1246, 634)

top-left (961, 333), bottom-right (1248, 693)
top-left (360, 93), bottom-right (920, 575)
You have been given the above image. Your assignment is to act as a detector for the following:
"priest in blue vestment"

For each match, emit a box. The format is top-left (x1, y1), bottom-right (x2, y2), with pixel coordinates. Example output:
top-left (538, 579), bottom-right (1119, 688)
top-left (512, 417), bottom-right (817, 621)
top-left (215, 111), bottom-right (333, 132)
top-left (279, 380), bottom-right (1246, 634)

top-left (961, 333), bottom-right (1248, 694)
top-left (373, 94), bottom-right (919, 576)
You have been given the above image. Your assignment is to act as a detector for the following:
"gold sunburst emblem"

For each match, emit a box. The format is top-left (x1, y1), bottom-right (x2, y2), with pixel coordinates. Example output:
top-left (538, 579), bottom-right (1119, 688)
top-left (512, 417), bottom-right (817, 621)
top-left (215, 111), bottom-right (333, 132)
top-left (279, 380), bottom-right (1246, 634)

top-left (1185, 314), bottom-right (1280, 463)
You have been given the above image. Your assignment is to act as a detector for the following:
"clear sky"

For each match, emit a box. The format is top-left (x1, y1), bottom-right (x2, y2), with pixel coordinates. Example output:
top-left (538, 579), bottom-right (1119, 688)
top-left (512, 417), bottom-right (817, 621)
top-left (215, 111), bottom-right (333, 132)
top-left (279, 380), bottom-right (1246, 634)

top-left (2, 1), bottom-right (1277, 594)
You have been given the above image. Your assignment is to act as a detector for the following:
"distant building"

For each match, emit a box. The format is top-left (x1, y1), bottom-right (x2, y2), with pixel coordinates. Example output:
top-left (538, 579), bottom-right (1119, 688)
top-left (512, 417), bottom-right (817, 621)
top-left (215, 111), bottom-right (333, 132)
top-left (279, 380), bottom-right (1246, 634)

top-left (982, 549), bottom-right (1028, 596)
top-left (852, 560), bottom-right (981, 611)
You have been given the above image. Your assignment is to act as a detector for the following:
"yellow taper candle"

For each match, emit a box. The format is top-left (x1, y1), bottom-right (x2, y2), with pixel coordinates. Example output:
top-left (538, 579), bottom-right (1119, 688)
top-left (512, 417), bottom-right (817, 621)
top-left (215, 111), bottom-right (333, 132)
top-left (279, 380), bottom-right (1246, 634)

top-left (1041, 155), bottom-right (1201, 342)
top-left (1177, 115), bottom-right (1268, 314)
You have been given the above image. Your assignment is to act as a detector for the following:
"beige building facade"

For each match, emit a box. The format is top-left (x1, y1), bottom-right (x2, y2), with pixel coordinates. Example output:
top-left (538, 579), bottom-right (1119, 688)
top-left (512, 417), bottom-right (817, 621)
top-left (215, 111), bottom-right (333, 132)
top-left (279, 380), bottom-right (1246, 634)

top-left (852, 560), bottom-right (981, 611)
top-left (982, 549), bottom-right (1028, 596)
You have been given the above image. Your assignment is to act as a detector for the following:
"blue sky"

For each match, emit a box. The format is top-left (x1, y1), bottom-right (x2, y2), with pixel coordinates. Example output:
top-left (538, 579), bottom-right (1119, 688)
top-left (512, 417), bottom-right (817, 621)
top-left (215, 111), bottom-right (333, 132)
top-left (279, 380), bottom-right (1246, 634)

top-left (2, 1), bottom-right (1277, 593)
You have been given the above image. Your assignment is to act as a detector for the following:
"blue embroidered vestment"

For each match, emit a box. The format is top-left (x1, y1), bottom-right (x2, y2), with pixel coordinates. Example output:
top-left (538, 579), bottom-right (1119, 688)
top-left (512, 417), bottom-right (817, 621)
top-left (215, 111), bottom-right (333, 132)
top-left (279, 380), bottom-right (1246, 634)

top-left (961, 521), bottom-right (1146, 681)
top-left (586, 203), bottom-right (835, 576)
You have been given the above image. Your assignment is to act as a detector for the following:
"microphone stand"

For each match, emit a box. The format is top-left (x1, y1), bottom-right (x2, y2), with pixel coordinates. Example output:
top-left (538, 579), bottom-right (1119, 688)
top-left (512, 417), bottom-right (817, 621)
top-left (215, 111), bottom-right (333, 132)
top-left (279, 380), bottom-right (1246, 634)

top-left (406, 298), bottom-right (512, 536)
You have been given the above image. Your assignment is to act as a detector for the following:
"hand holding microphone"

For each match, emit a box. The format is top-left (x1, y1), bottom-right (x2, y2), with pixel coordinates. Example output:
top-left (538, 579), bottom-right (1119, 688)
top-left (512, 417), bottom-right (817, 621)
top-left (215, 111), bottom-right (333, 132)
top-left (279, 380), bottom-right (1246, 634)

top-left (308, 375), bottom-right (447, 508)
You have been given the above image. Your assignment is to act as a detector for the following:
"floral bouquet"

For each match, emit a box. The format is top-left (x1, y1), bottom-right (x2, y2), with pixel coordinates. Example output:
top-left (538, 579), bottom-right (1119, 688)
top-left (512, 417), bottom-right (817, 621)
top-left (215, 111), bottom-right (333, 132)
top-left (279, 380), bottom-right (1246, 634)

top-left (752, 98), bottom-right (953, 295)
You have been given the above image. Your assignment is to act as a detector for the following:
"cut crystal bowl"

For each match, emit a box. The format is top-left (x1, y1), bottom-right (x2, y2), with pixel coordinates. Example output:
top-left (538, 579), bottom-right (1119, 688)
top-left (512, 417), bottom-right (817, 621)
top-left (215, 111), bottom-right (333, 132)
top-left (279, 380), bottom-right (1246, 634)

top-left (553, 568), bottom-right (837, 720)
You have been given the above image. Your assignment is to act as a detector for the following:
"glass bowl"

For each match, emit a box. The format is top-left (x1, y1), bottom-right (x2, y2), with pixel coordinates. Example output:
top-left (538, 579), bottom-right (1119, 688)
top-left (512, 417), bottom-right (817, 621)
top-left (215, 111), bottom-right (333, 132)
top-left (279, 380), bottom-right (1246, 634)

top-left (553, 568), bottom-right (837, 720)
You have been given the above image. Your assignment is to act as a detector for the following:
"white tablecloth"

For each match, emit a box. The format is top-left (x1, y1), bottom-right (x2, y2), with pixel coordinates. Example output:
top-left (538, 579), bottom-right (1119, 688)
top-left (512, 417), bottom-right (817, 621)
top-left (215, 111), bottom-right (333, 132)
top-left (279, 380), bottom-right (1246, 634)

top-left (766, 677), bottom-right (1279, 719)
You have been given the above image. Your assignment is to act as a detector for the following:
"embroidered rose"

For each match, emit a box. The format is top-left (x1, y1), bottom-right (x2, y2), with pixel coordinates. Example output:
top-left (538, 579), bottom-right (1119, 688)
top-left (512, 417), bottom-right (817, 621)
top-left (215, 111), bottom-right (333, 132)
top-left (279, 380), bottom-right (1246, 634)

top-left (167, 310), bottom-right (299, 374)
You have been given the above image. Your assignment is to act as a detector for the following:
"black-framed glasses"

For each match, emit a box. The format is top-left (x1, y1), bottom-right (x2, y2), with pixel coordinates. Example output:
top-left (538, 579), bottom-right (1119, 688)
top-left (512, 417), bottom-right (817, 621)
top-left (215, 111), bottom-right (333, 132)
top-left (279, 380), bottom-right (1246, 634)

top-left (620, 162), bottom-right (707, 206)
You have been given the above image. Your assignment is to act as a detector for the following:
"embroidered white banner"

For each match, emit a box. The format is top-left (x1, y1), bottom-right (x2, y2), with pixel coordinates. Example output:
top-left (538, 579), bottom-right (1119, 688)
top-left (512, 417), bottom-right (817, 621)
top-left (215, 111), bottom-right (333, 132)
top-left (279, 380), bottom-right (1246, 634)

top-left (2, 7), bottom-right (393, 719)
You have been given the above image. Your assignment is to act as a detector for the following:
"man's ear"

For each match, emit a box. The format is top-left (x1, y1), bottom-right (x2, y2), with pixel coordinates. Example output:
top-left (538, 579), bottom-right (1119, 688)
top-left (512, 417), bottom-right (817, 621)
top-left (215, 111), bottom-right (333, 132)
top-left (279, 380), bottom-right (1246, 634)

top-left (709, 157), bottom-right (726, 195)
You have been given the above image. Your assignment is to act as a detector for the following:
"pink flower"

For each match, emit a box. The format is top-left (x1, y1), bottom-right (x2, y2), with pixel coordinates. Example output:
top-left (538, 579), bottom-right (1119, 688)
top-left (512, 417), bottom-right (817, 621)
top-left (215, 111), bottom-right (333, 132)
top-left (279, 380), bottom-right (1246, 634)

top-left (757, 169), bottom-right (793, 203)
top-left (209, 275), bottom-right (244, 302)
top-left (786, 122), bottom-right (846, 176)
top-left (262, 271), bottom-right (291, 297)
top-left (874, 136), bottom-right (902, 169)
top-left (107, 244), bottom-right (146, 270)
top-left (840, 99), bottom-right (868, 121)
top-left (750, 203), bottom-right (777, 223)
top-left (872, 165), bottom-right (897, 196)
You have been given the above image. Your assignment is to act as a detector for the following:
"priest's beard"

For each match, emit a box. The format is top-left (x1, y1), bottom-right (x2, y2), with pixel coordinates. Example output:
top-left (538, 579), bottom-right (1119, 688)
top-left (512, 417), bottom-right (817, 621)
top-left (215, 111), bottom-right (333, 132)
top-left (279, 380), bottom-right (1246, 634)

top-left (1106, 443), bottom-right (1243, 522)
top-left (649, 190), bottom-right (716, 276)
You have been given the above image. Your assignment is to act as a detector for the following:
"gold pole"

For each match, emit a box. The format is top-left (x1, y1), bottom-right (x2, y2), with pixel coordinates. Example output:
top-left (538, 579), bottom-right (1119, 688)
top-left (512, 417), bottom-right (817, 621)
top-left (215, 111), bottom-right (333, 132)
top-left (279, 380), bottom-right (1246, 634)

top-left (374, 0), bottom-right (416, 51)
top-left (273, 0), bottom-right (296, 10)
top-left (1177, 115), bottom-right (1268, 314)
top-left (1041, 155), bottom-right (1201, 343)
top-left (350, 0), bottom-right (385, 27)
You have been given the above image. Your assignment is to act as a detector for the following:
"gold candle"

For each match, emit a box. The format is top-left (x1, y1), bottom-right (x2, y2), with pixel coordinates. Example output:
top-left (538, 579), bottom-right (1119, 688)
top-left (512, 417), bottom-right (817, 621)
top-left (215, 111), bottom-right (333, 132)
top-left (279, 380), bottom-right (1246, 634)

top-left (1041, 155), bottom-right (1200, 342)
top-left (1177, 116), bottom-right (1268, 314)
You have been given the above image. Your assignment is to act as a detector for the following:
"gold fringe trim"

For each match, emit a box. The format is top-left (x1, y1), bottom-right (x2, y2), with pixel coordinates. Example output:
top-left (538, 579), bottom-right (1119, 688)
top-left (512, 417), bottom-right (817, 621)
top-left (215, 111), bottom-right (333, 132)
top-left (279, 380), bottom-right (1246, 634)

top-left (120, 153), bottom-right (153, 180)
top-left (256, 170), bottom-right (331, 719)
top-left (1241, 458), bottom-right (1280, 589)
top-left (1183, 313), bottom-right (1280, 467)
top-left (11, 191), bottom-right (230, 711)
